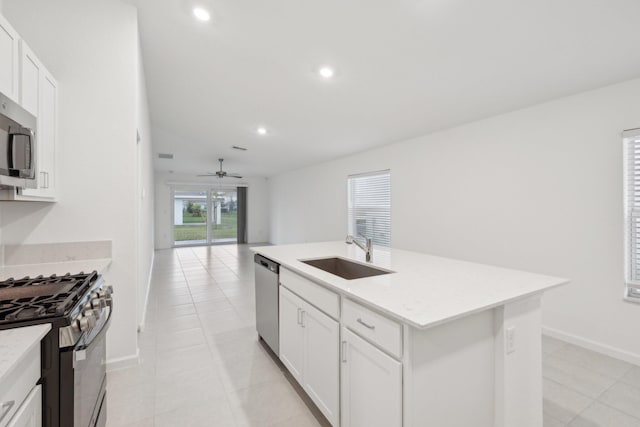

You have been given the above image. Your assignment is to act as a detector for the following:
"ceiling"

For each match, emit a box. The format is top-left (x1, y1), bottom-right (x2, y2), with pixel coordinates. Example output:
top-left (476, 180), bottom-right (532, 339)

top-left (130, 0), bottom-right (640, 178)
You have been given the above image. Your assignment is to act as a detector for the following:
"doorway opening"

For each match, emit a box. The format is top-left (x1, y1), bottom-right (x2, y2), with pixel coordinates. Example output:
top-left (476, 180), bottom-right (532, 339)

top-left (172, 187), bottom-right (242, 246)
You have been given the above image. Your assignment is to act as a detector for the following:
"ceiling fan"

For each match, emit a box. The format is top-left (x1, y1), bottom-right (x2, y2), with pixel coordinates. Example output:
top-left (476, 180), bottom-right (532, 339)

top-left (197, 158), bottom-right (242, 179)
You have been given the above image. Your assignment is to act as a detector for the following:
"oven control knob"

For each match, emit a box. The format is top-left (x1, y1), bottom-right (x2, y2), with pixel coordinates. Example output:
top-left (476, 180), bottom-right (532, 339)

top-left (91, 297), bottom-right (106, 310)
top-left (76, 317), bottom-right (90, 332)
top-left (83, 310), bottom-right (97, 328)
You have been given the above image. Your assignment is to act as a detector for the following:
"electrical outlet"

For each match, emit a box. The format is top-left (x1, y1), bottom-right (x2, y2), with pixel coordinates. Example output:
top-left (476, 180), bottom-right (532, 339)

top-left (506, 326), bottom-right (516, 354)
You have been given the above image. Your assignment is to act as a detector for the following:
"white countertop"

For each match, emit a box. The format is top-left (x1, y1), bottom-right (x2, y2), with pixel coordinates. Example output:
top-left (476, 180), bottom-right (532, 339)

top-left (252, 242), bottom-right (569, 329)
top-left (0, 324), bottom-right (51, 384)
top-left (0, 258), bottom-right (112, 280)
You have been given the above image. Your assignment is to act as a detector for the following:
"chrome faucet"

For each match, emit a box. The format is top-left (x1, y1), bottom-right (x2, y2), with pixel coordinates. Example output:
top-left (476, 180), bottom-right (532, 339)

top-left (346, 233), bottom-right (373, 262)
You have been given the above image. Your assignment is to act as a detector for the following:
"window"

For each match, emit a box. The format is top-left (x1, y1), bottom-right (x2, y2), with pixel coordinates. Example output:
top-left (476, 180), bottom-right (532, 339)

top-left (623, 128), bottom-right (640, 302)
top-left (347, 170), bottom-right (391, 247)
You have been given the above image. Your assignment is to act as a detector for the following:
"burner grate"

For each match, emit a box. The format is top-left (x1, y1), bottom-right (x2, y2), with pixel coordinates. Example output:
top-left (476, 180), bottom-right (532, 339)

top-left (0, 271), bottom-right (98, 323)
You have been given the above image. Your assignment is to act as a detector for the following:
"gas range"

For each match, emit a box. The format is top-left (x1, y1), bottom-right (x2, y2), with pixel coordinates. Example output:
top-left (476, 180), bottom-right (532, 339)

top-left (0, 271), bottom-right (113, 427)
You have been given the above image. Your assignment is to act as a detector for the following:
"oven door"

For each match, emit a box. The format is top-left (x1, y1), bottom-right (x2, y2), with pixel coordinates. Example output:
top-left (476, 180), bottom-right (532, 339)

top-left (74, 306), bottom-right (110, 427)
top-left (60, 304), bottom-right (111, 427)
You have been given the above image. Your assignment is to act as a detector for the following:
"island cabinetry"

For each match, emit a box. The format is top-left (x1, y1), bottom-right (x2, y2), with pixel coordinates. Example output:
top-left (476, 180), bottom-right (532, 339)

top-left (342, 298), bottom-right (402, 358)
top-left (341, 327), bottom-right (402, 427)
top-left (255, 243), bottom-right (566, 427)
top-left (279, 285), bottom-right (340, 426)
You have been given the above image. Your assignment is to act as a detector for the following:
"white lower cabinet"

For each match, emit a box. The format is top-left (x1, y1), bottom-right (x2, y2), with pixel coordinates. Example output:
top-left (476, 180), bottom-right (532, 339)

top-left (279, 285), bottom-right (339, 426)
top-left (341, 327), bottom-right (402, 427)
top-left (6, 385), bottom-right (41, 427)
top-left (279, 285), bottom-right (305, 382)
top-left (302, 299), bottom-right (339, 425)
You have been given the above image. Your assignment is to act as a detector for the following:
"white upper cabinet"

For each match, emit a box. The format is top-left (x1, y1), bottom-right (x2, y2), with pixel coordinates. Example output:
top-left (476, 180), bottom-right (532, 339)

top-left (0, 14), bottom-right (20, 102)
top-left (38, 71), bottom-right (58, 198)
top-left (18, 41), bottom-right (40, 116)
top-left (4, 37), bottom-right (59, 201)
top-left (0, 13), bottom-right (59, 202)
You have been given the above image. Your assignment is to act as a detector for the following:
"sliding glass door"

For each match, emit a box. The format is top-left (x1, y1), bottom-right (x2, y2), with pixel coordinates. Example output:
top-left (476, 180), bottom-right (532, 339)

top-left (209, 189), bottom-right (238, 243)
top-left (173, 187), bottom-right (240, 246)
top-left (173, 190), bottom-right (208, 246)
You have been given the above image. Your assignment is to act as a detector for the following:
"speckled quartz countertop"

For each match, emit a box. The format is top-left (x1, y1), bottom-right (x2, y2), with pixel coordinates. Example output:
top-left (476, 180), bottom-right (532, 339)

top-left (0, 324), bottom-right (51, 384)
top-left (252, 242), bottom-right (569, 329)
top-left (0, 258), bottom-right (112, 280)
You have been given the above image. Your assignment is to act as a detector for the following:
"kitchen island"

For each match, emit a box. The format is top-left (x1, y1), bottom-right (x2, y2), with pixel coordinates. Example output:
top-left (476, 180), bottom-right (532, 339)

top-left (252, 241), bottom-right (568, 427)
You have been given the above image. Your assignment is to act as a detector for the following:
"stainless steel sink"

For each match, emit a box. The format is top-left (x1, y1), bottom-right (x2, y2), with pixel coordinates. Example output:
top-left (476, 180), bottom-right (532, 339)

top-left (300, 257), bottom-right (393, 280)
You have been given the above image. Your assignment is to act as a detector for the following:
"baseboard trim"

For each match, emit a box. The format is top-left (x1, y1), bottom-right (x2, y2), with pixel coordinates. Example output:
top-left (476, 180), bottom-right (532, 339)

top-left (106, 349), bottom-right (140, 372)
top-left (138, 252), bottom-right (155, 333)
top-left (543, 326), bottom-right (640, 366)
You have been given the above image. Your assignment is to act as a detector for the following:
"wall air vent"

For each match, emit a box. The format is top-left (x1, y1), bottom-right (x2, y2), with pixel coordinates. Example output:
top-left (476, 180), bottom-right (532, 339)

top-left (158, 153), bottom-right (174, 159)
top-left (232, 145), bottom-right (248, 151)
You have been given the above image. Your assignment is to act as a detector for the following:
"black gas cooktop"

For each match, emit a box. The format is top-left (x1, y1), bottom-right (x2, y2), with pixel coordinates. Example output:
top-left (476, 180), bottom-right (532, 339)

top-left (0, 271), bottom-right (99, 323)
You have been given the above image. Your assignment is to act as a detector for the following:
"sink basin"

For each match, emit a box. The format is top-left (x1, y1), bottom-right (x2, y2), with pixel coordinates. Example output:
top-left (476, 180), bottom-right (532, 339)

top-left (300, 257), bottom-right (393, 280)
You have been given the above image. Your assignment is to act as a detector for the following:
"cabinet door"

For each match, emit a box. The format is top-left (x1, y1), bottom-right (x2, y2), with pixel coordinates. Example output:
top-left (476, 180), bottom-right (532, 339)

top-left (0, 14), bottom-right (19, 102)
top-left (19, 60), bottom-right (57, 200)
top-left (302, 302), bottom-right (339, 426)
top-left (341, 328), bottom-right (402, 427)
top-left (19, 41), bottom-right (41, 117)
top-left (37, 71), bottom-right (57, 197)
top-left (279, 286), bottom-right (304, 383)
top-left (6, 385), bottom-right (41, 427)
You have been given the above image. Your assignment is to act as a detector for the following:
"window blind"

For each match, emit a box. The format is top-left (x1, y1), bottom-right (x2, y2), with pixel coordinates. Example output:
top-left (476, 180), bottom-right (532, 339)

top-left (347, 170), bottom-right (391, 247)
top-left (623, 129), bottom-right (640, 302)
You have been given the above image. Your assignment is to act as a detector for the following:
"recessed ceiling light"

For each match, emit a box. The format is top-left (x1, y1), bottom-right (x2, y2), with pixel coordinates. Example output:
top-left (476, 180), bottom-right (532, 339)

top-left (256, 127), bottom-right (267, 136)
top-left (193, 7), bottom-right (211, 21)
top-left (318, 66), bottom-right (335, 79)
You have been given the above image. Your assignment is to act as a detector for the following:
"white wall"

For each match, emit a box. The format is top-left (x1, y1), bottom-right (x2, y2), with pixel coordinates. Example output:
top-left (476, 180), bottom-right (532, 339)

top-left (154, 172), bottom-right (269, 249)
top-left (136, 32), bottom-right (155, 330)
top-left (269, 78), bottom-right (640, 363)
top-left (0, 0), bottom-right (153, 364)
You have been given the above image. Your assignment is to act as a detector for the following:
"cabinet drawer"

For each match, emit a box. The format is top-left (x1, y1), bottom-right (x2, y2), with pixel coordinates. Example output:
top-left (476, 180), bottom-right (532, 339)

top-left (342, 299), bottom-right (402, 358)
top-left (280, 268), bottom-right (339, 319)
top-left (0, 344), bottom-right (40, 427)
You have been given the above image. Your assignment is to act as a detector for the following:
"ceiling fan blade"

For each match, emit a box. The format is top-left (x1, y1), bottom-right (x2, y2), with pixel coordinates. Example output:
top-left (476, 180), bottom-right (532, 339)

top-left (227, 174), bottom-right (243, 178)
top-left (197, 174), bottom-right (218, 177)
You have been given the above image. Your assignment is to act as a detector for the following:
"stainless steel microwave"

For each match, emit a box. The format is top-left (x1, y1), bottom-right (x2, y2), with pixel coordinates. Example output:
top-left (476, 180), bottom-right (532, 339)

top-left (0, 91), bottom-right (37, 189)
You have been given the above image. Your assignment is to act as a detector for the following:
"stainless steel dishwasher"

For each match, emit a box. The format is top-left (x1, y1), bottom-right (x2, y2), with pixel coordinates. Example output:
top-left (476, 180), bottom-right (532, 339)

top-left (254, 254), bottom-right (279, 355)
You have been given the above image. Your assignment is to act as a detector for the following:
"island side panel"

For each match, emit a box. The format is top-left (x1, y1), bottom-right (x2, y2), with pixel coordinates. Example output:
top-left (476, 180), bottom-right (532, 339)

top-left (405, 309), bottom-right (495, 427)
top-left (494, 295), bottom-right (543, 427)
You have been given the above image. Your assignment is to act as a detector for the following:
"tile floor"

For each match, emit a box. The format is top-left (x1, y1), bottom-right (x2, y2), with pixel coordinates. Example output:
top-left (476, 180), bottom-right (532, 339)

top-left (542, 336), bottom-right (640, 426)
top-left (105, 244), bottom-right (640, 427)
